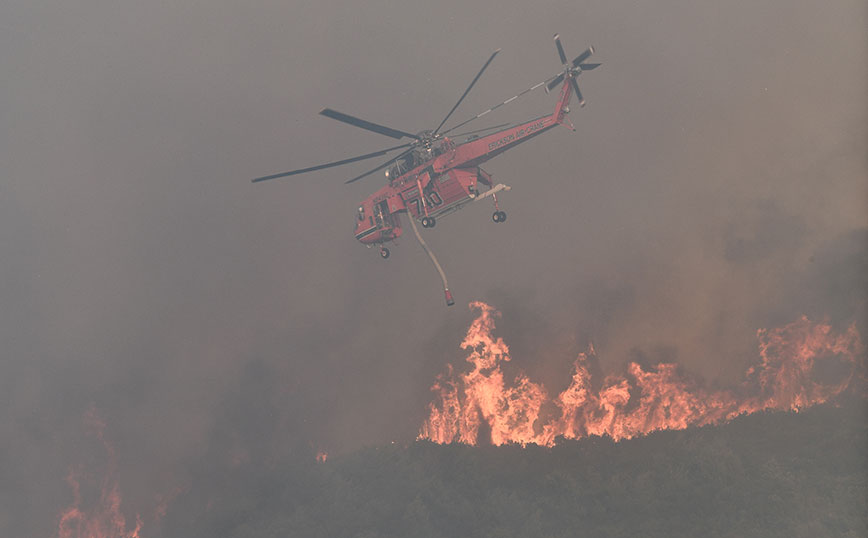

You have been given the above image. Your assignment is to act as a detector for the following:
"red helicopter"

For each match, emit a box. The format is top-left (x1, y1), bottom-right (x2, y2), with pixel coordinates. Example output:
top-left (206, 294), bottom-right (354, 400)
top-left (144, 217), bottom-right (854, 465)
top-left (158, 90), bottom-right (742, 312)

top-left (254, 35), bottom-right (599, 305)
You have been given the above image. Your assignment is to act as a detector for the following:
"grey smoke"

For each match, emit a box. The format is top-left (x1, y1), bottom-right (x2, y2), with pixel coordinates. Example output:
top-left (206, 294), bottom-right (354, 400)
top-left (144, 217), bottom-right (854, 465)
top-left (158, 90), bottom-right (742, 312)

top-left (0, 0), bottom-right (865, 535)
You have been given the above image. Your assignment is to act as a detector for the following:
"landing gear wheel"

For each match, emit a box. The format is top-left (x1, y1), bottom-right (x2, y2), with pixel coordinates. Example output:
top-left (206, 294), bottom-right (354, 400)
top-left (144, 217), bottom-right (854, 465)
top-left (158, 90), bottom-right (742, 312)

top-left (492, 211), bottom-right (507, 223)
top-left (379, 247), bottom-right (390, 259)
top-left (421, 216), bottom-right (436, 228)
top-left (497, 211), bottom-right (506, 222)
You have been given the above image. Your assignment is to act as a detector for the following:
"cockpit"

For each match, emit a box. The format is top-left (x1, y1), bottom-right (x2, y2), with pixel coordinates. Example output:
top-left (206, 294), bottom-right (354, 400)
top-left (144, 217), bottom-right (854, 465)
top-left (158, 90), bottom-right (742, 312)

top-left (383, 141), bottom-right (452, 181)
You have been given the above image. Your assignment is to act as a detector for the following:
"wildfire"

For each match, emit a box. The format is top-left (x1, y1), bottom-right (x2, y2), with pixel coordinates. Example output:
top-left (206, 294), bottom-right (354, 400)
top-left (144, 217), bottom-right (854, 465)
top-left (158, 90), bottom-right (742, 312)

top-left (56, 408), bottom-right (142, 538)
top-left (419, 302), bottom-right (865, 446)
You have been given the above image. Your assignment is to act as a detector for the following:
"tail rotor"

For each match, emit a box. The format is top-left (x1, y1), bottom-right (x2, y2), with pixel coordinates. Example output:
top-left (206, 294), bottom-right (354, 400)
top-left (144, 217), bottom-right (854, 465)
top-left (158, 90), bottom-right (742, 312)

top-left (546, 34), bottom-right (599, 107)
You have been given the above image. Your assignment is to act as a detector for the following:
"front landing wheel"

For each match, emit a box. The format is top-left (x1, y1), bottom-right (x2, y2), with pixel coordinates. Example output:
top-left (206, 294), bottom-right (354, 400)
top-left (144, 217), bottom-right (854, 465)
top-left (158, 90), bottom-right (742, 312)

top-left (492, 211), bottom-right (507, 223)
top-left (379, 247), bottom-right (390, 259)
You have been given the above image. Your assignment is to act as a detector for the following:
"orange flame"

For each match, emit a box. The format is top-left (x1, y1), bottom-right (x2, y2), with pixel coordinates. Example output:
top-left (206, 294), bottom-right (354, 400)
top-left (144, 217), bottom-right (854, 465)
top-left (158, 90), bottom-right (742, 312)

top-left (56, 408), bottom-right (142, 538)
top-left (420, 302), bottom-right (865, 446)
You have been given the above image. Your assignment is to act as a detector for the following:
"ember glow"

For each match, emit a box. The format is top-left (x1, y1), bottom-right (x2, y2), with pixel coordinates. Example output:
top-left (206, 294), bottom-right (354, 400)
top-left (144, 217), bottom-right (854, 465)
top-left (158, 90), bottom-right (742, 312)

top-left (56, 409), bottom-right (142, 538)
top-left (420, 302), bottom-right (865, 446)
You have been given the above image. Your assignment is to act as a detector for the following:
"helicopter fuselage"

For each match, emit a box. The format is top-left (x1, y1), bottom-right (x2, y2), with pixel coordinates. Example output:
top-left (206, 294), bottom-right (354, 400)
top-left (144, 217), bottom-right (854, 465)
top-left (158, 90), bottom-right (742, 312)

top-left (353, 78), bottom-right (573, 245)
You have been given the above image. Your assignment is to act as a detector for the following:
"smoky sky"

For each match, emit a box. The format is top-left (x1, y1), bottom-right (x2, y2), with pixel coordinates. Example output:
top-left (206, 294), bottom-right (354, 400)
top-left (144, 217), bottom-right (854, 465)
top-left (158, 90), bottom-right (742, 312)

top-left (1, 0), bottom-right (866, 535)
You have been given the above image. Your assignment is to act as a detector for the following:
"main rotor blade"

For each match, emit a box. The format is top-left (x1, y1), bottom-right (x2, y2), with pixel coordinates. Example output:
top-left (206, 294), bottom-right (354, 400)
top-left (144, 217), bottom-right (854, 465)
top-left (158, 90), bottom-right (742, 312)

top-left (320, 108), bottom-right (419, 140)
top-left (433, 49), bottom-right (500, 136)
top-left (570, 77), bottom-right (585, 107)
top-left (578, 62), bottom-right (601, 70)
top-left (571, 47), bottom-right (594, 67)
top-left (345, 147), bottom-right (416, 184)
top-left (554, 34), bottom-right (568, 64)
top-left (252, 143), bottom-right (412, 183)
top-left (546, 73), bottom-right (565, 92)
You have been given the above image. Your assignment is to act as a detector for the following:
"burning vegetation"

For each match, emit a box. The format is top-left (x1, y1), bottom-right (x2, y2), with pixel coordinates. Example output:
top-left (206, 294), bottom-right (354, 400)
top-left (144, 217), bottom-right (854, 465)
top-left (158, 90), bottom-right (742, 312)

top-left (63, 303), bottom-right (865, 537)
top-left (420, 302), bottom-right (865, 446)
top-left (55, 409), bottom-right (183, 538)
top-left (56, 409), bottom-right (142, 538)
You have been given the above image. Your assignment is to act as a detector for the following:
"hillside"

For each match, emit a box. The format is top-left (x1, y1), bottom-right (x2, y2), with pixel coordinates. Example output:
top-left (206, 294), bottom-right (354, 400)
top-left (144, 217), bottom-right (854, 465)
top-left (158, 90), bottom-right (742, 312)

top-left (163, 401), bottom-right (867, 538)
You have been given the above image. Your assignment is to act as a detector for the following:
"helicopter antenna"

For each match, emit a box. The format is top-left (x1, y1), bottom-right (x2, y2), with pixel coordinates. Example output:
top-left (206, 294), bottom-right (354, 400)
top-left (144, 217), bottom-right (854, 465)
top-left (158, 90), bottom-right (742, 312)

top-left (432, 49), bottom-right (500, 137)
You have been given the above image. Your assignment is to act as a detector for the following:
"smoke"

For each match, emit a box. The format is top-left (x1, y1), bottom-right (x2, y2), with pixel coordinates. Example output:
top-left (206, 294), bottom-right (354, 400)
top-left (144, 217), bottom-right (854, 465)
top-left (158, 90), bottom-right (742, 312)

top-left (0, 0), bottom-right (865, 534)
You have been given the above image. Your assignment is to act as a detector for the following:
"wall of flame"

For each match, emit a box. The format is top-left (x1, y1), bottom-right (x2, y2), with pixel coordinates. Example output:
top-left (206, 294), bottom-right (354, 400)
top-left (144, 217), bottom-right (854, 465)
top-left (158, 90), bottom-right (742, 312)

top-left (420, 302), bottom-right (865, 446)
